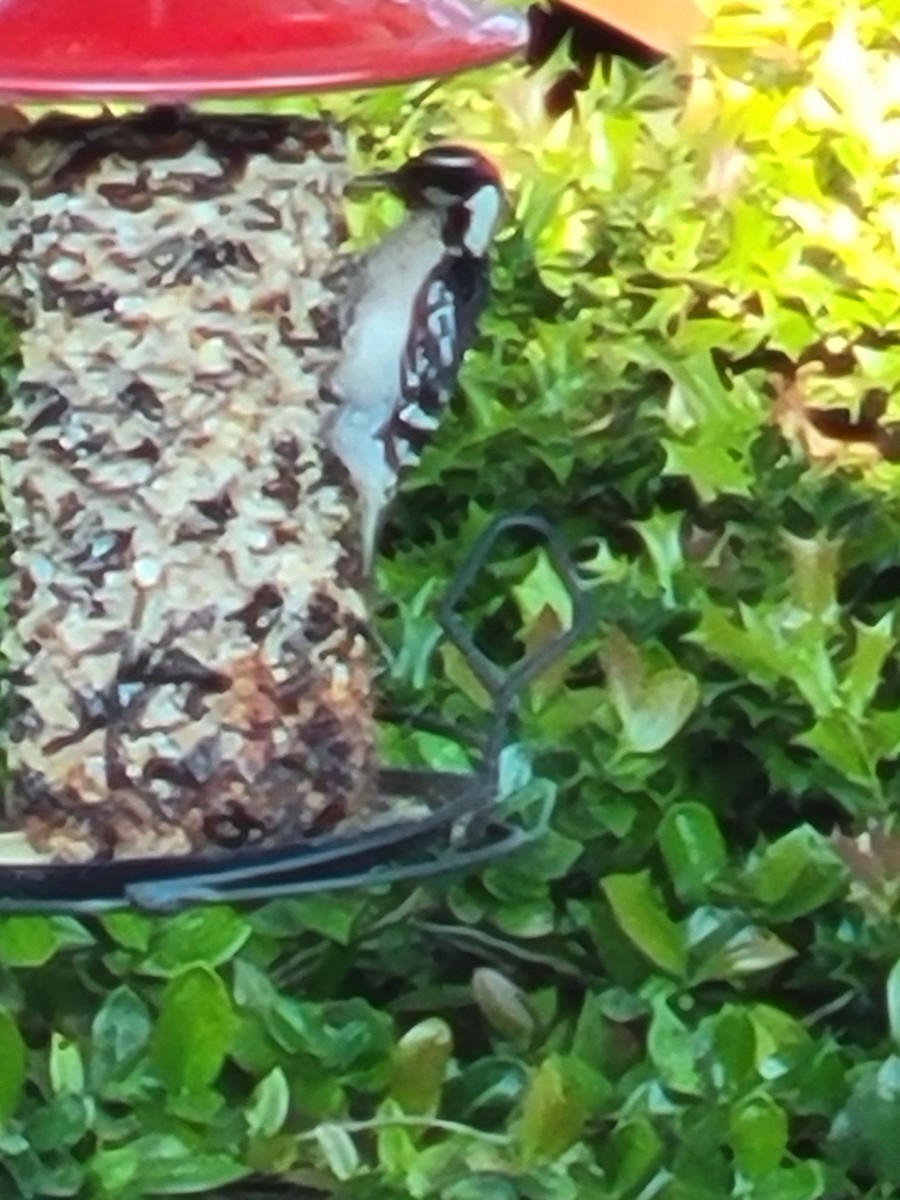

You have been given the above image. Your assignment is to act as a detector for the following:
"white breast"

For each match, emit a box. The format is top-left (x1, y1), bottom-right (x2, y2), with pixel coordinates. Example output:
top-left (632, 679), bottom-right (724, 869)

top-left (463, 184), bottom-right (503, 256)
top-left (329, 210), bottom-right (446, 433)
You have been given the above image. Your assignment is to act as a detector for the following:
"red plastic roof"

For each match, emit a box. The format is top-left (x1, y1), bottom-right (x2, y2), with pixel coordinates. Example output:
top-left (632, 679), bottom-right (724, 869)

top-left (0, 0), bottom-right (528, 100)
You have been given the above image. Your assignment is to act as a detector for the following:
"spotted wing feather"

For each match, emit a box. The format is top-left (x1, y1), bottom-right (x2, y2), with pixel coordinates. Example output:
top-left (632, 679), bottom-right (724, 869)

top-left (386, 254), bottom-right (490, 471)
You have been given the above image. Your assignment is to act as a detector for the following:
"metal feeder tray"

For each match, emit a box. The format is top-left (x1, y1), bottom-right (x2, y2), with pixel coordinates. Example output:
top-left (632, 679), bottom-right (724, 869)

top-left (0, 515), bottom-right (590, 912)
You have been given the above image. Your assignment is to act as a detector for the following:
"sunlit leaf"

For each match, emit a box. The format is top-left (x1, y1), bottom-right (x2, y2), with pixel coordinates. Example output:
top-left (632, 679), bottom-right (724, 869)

top-left (151, 967), bottom-right (236, 1094)
top-left (602, 871), bottom-right (687, 976)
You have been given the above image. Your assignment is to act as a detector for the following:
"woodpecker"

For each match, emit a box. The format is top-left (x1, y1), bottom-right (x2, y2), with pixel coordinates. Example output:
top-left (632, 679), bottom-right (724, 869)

top-left (322, 143), bottom-right (506, 576)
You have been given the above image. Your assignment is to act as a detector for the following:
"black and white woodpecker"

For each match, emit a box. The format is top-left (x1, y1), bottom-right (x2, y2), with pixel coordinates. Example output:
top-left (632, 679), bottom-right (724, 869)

top-left (323, 144), bottom-right (506, 575)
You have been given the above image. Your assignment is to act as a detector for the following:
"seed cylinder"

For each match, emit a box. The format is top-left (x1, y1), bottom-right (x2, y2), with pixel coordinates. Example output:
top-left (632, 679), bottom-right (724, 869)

top-left (0, 108), bottom-right (380, 862)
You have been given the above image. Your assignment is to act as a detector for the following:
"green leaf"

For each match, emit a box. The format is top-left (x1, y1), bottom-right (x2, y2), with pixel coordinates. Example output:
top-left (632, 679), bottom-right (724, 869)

top-left (797, 712), bottom-right (878, 789)
top-left (751, 1162), bottom-right (825, 1200)
top-left (512, 548), bottom-right (574, 629)
top-left (571, 993), bottom-right (623, 1078)
top-left (90, 986), bottom-right (153, 1089)
top-left (24, 1094), bottom-right (91, 1152)
top-left (0, 917), bottom-right (61, 967)
top-left (647, 997), bottom-right (702, 1095)
top-left (251, 897), bottom-right (359, 945)
top-left (690, 911), bottom-right (797, 981)
top-left (0, 916), bottom-right (91, 967)
top-left (314, 1123), bottom-right (361, 1182)
top-left (376, 1102), bottom-right (418, 1178)
top-left (142, 907), bottom-right (251, 976)
top-left (139, 1152), bottom-right (246, 1195)
top-left (440, 643), bottom-right (493, 709)
top-left (831, 1057), bottom-right (900, 1183)
top-left (602, 630), bottom-right (699, 753)
top-left (841, 615), bottom-right (895, 717)
top-left (711, 1006), bottom-right (757, 1088)
top-left (729, 1095), bottom-right (788, 1177)
top-left (663, 435), bottom-right (753, 502)
top-left (605, 1118), bottom-right (664, 1195)
top-left (491, 899), bottom-right (556, 939)
top-left (749, 1005), bottom-right (810, 1068)
top-left (784, 531), bottom-right (840, 618)
top-left (658, 802), bottom-right (728, 900)
top-left (151, 966), bottom-right (236, 1094)
top-left (0, 1008), bottom-right (27, 1123)
top-left (246, 1067), bottom-right (290, 1139)
top-left (746, 826), bottom-right (846, 919)
top-left (442, 1179), bottom-right (518, 1200)
top-left (484, 827), bottom-right (582, 894)
top-left (391, 1017), bottom-right (453, 1113)
top-left (49, 1034), bottom-right (84, 1095)
top-left (517, 1057), bottom-right (586, 1163)
top-left (100, 912), bottom-right (151, 952)
top-left (632, 509), bottom-right (686, 603)
top-left (91, 1135), bottom-right (245, 1196)
top-left (601, 871), bottom-right (687, 976)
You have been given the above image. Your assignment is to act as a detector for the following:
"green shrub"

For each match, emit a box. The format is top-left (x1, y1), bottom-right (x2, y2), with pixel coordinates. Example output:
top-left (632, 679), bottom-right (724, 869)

top-left (3, 0), bottom-right (900, 1195)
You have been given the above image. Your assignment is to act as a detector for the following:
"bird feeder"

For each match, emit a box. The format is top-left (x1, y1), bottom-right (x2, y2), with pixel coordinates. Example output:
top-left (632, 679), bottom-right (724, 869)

top-left (0, 0), bottom-right (536, 906)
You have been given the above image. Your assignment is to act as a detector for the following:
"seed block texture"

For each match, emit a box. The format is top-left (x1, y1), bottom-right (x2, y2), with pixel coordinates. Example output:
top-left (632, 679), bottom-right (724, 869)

top-left (0, 107), bottom-right (381, 863)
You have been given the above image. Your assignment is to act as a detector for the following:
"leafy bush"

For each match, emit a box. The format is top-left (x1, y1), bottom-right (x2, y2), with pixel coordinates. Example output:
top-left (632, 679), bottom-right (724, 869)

top-left (4, 0), bottom-right (900, 1195)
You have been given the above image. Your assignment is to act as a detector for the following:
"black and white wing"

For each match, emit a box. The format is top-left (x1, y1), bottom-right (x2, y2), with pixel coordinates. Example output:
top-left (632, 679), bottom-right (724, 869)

top-left (385, 253), bottom-right (490, 471)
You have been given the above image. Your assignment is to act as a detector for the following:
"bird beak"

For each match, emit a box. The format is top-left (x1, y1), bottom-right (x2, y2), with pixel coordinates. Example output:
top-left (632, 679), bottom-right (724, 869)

top-left (344, 169), bottom-right (398, 200)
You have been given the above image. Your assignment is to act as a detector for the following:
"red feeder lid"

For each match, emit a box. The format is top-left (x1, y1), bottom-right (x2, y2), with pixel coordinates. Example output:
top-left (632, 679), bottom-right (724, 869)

top-left (0, 0), bottom-right (528, 100)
